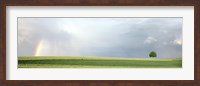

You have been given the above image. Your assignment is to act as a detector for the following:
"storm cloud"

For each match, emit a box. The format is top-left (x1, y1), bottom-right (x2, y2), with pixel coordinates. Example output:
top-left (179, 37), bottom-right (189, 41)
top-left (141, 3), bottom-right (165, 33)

top-left (18, 18), bottom-right (182, 58)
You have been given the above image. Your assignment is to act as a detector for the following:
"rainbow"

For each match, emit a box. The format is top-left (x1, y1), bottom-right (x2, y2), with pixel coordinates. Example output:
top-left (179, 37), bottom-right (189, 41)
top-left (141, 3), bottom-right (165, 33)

top-left (34, 40), bottom-right (43, 56)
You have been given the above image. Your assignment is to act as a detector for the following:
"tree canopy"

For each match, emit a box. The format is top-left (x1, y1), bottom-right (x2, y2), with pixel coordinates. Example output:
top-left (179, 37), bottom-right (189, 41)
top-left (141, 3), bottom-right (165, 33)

top-left (149, 51), bottom-right (157, 57)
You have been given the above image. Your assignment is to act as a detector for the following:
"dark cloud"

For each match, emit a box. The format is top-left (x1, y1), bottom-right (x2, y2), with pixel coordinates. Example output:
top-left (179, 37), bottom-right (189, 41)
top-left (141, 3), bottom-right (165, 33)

top-left (18, 18), bottom-right (71, 56)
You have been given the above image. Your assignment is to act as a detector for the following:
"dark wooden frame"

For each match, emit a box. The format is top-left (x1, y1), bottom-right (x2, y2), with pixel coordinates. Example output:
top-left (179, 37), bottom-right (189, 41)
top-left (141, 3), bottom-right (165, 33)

top-left (0, 0), bottom-right (199, 86)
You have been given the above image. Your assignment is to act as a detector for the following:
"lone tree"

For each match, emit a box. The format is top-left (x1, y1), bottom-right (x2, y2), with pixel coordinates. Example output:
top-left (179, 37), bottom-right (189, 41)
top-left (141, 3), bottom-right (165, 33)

top-left (149, 51), bottom-right (157, 57)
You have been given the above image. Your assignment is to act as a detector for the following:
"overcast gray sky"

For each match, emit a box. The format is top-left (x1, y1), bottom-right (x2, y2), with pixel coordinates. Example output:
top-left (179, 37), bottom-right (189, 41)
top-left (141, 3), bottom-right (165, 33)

top-left (18, 18), bottom-right (182, 58)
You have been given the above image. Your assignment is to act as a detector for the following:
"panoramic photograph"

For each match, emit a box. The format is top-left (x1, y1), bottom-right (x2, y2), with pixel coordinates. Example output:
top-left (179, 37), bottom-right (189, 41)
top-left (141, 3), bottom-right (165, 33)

top-left (18, 18), bottom-right (182, 68)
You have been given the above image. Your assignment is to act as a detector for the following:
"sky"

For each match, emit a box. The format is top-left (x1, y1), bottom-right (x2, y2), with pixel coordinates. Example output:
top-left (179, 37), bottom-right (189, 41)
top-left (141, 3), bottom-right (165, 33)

top-left (18, 18), bottom-right (182, 58)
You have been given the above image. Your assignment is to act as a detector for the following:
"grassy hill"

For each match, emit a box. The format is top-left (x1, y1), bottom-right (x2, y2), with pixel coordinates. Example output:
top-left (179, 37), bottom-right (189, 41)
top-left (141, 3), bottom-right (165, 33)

top-left (18, 56), bottom-right (182, 68)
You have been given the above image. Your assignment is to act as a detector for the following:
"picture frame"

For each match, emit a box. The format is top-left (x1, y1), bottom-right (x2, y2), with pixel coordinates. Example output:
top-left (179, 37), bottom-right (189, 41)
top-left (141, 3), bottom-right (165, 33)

top-left (0, 0), bottom-right (199, 86)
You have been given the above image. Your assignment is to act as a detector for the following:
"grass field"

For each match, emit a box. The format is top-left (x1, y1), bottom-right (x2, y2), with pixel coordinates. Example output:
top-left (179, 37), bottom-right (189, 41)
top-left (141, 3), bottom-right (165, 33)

top-left (18, 56), bottom-right (182, 68)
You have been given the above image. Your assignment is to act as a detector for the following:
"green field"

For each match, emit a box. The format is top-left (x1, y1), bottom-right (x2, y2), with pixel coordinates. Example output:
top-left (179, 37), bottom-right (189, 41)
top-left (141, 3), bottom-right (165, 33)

top-left (18, 56), bottom-right (182, 68)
